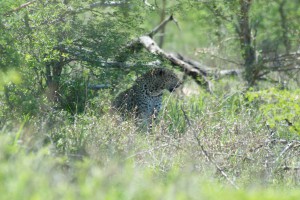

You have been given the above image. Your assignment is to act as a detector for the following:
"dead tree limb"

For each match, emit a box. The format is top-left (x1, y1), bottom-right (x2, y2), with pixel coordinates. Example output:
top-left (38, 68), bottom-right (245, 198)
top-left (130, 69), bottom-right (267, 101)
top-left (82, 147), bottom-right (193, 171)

top-left (117, 15), bottom-right (242, 92)
top-left (138, 35), bottom-right (213, 92)
top-left (118, 14), bottom-right (179, 57)
top-left (173, 53), bottom-right (243, 77)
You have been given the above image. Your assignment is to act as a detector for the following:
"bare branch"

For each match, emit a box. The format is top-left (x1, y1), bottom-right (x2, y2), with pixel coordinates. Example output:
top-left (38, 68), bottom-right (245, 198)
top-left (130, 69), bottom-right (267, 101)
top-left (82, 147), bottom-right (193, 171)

top-left (275, 141), bottom-right (297, 163)
top-left (116, 15), bottom-right (242, 91)
top-left (195, 134), bottom-right (240, 190)
top-left (124, 143), bottom-right (169, 160)
top-left (4, 0), bottom-right (37, 16)
top-left (138, 35), bottom-right (213, 92)
top-left (149, 15), bottom-right (174, 38)
top-left (262, 52), bottom-right (300, 64)
top-left (173, 53), bottom-right (243, 77)
top-left (257, 65), bottom-right (300, 79)
top-left (88, 84), bottom-right (111, 90)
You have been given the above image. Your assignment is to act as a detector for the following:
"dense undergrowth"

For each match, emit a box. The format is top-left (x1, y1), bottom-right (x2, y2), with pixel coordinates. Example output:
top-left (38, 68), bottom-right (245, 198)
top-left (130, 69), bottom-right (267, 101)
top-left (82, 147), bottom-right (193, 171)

top-left (1, 0), bottom-right (300, 199)
top-left (1, 86), bottom-right (300, 200)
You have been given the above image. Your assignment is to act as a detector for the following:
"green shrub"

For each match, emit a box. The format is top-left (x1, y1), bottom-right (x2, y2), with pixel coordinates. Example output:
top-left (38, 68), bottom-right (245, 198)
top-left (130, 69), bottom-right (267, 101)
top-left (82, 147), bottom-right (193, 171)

top-left (246, 88), bottom-right (300, 135)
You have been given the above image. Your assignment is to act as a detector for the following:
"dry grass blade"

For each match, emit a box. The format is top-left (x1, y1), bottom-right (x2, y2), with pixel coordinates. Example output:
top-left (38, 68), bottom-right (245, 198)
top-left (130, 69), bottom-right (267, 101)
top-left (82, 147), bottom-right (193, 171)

top-left (275, 141), bottom-right (297, 163)
top-left (181, 105), bottom-right (240, 190)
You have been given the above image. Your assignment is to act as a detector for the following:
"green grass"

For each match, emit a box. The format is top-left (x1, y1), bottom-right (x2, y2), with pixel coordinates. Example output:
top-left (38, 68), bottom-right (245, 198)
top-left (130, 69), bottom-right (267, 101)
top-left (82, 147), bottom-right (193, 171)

top-left (1, 90), bottom-right (300, 200)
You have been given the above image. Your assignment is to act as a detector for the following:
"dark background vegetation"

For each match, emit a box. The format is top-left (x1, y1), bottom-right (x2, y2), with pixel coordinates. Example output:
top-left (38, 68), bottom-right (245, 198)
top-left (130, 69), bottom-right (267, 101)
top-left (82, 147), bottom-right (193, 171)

top-left (0, 0), bottom-right (300, 199)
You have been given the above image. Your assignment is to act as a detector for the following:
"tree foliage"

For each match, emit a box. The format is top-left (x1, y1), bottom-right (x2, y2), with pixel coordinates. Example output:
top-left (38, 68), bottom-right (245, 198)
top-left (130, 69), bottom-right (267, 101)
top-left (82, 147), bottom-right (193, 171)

top-left (1, 1), bottom-right (300, 197)
top-left (0, 0), bottom-right (299, 116)
top-left (1, 0), bottom-right (147, 113)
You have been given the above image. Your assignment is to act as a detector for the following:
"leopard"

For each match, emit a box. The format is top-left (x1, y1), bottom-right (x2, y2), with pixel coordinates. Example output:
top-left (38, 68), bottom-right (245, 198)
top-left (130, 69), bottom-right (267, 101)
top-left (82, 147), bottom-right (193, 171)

top-left (112, 68), bottom-right (181, 127)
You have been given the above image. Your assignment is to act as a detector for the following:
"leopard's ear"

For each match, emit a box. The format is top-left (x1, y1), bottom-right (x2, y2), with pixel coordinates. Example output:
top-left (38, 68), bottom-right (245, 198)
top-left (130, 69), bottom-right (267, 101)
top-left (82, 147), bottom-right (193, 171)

top-left (158, 68), bottom-right (165, 76)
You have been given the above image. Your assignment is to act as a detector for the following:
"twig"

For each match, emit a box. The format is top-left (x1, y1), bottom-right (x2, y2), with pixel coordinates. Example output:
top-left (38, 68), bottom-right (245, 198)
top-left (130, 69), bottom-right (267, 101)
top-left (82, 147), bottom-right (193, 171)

top-left (209, 54), bottom-right (243, 66)
top-left (258, 65), bottom-right (300, 79)
top-left (194, 133), bottom-right (240, 190)
top-left (87, 84), bottom-right (111, 90)
top-left (4, 0), bottom-right (37, 16)
top-left (124, 143), bottom-right (169, 160)
top-left (181, 105), bottom-right (191, 127)
top-left (266, 139), bottom-right (300, 145)
top-left (275, 141), bottom-right (296, 163)
top-left (148, 15), bottom-right (174, 38)
top-left (174, 53), bottom-right (243, 77)
top-left (181, 106), bottom-right (240, 190)
top-left (250, 139), bottom-right (300, 157)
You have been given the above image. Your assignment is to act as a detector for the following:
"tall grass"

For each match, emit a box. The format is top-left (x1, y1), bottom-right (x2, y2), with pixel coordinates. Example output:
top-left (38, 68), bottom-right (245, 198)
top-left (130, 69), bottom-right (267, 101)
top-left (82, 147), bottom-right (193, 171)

top-left (0, 91), bottom-right (300, 199)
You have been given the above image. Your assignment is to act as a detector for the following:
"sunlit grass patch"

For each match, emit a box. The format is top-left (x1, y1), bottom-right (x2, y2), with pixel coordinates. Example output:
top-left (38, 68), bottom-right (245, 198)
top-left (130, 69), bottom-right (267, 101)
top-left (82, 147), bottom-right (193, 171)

top-left (0, 92), bottom-right (300, 199)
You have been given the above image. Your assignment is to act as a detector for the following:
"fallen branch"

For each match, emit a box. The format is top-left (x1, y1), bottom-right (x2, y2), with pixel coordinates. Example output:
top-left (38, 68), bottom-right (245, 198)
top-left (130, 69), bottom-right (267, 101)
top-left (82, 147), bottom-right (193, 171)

top-left (116, 15), bottom-right (214, 90)
top-left (117, 15), bottom-right (242, 92)
top-left (138, 35), bottom-right (213, 92)
top-left (117, 14), bottom-right (180, 57)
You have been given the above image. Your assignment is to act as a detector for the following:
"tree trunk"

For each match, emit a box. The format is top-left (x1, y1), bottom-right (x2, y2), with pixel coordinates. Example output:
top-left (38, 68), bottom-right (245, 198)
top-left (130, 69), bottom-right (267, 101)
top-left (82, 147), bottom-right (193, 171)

top-left (278, 0), bottom-right (291, 54)
top-left (238, 0), bottom-right (256, 85)
top-left (158, 0), bottom-right (166, 48)
top-left (45, 58), bottom-right (63, 102)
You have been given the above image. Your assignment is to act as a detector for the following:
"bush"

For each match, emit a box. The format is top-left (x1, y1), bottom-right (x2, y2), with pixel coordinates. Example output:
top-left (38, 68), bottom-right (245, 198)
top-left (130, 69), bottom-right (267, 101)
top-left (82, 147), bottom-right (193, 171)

top-left (246, 88), bottom-right (300, 136)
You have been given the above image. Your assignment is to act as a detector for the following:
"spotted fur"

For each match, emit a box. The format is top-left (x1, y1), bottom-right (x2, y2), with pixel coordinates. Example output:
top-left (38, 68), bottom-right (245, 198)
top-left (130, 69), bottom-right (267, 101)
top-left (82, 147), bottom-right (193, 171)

top-left (112, 68), bottom-right (181, 126)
